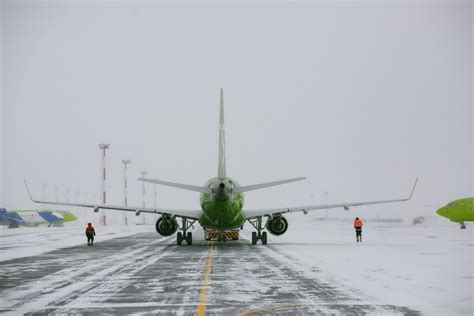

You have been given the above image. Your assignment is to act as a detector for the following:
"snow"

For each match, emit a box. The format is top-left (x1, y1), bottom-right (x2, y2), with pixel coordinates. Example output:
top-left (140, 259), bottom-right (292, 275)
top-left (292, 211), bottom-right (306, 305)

top-left (1, 217), bottom-right (472, 315)
top-left (259, 217), bottom-right (473, 315)
top-left (0, 223), bottom-right (155, 262)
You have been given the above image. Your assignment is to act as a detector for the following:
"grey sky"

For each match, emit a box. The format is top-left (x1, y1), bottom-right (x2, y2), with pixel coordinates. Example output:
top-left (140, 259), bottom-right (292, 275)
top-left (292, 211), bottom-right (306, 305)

top-left (1, 0), bottom-right (472, 220)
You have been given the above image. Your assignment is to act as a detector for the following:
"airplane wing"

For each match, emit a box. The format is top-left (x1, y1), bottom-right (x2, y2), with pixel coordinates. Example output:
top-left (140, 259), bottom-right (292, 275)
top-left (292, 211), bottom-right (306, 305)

top-left (243, 178), bottom-right (418, 220)
top-left (24, 181), bottom-right (201, 220)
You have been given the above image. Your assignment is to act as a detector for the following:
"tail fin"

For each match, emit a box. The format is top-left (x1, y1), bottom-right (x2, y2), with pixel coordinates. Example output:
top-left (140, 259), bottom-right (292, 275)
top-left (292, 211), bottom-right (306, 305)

top-left (218, 88), bottom-right (226, 179)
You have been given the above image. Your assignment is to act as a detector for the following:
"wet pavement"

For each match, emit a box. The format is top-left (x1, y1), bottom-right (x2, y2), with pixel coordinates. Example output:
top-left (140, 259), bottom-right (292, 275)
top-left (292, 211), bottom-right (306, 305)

top-left (0, 230), bottom-right (420, 315)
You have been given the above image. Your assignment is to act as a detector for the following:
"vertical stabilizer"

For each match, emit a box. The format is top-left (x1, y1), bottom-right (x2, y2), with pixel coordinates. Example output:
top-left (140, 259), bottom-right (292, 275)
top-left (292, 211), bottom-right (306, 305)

top-left (218, 89), bottom-right (226, 179)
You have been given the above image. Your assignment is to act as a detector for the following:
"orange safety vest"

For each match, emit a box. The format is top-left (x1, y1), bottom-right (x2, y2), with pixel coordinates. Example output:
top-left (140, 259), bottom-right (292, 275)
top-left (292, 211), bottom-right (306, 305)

top-left (354, 219), bottom-right (363, 228)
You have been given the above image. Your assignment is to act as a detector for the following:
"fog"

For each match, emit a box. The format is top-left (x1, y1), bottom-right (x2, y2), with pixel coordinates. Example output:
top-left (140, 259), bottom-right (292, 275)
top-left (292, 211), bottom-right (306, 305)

top-left (1, 0), bottom-right (472, 220)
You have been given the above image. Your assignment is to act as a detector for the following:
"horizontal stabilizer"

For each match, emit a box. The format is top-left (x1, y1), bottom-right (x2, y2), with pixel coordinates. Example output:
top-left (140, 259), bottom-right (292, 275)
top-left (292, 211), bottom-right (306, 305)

top-left (138, 178), bottom-right (212, 194)
top-left (234, 177), bottom-right (306, 193)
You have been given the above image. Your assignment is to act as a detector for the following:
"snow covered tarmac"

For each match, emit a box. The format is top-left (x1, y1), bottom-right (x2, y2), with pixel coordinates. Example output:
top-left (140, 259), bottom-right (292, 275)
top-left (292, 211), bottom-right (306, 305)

top-left (0, 220), bottom-right (472, 315)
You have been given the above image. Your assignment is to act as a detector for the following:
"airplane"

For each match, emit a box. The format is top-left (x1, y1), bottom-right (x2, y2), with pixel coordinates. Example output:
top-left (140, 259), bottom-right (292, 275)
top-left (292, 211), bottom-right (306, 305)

top-left (436, 198), bottom-right (474, 229)
top-left (25, 89), bottom-right (418, 245)
top-left (0, 208), bottom-right (77, 228)
top-left (0, 208), bottom-right (24, 228)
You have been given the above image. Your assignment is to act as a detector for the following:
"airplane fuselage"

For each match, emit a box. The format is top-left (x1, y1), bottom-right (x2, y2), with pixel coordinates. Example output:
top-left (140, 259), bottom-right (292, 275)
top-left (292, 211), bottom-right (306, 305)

top-left (199, 177), bottom-right (245, 231)
top-left (436, 198), bottom-right (474, 224)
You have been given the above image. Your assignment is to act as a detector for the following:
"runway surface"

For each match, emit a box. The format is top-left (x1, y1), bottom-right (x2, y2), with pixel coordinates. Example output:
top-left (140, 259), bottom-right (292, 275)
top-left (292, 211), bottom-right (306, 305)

top-left (0, 230), bottom-right (420, 315)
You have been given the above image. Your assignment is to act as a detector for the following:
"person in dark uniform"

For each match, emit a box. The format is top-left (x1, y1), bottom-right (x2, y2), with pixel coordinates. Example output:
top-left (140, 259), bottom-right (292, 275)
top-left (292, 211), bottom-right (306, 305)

top-left (85, 223), bottom-right (96, 246)
top-left (354, 217), bottom-right (363, 242)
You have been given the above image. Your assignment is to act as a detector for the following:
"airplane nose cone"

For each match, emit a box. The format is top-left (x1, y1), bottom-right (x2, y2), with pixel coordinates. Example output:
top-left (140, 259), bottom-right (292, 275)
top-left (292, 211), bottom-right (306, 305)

top-left (436, 207), bottom-right (446, 217)
top-left (219, 183), bottom-right (225, 189)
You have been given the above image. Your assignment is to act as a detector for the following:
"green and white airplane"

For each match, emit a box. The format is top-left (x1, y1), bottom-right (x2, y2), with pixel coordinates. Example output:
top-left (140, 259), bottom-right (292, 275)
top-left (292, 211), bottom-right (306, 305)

top-left (25, 90), bottom-right (417, 245)
top-left (436, 198), bottom-right (474, 229)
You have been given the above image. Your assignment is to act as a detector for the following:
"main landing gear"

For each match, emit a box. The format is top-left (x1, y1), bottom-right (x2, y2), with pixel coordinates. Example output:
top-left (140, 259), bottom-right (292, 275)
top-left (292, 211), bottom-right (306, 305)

top-left (460, 222), bottom-right (466, 229)
top-left (248, 216), bottom-right (267, 245)
top-left (177, 217), bottom-right (196, 246)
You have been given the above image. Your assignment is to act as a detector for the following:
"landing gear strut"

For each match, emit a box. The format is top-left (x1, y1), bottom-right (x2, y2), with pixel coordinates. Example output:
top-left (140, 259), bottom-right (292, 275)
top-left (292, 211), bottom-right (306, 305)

top-left (248, 216), bottom-right (267, 245)
top-left (217, 232), bottom-right (227, 243)
top-left (177, 217), bottom-right (196, 245)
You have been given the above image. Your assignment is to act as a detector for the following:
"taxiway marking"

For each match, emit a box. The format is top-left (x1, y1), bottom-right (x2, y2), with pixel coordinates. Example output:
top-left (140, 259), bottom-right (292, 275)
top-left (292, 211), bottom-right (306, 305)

top-left (196, 242), bottom-right (216, 316)
top-left (235, 303), bottom-right (299, 315)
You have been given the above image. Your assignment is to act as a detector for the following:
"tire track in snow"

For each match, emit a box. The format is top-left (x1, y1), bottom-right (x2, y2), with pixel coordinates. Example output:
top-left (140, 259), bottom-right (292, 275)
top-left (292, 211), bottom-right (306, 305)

top-left (0, 234), bottom-right (172, 315)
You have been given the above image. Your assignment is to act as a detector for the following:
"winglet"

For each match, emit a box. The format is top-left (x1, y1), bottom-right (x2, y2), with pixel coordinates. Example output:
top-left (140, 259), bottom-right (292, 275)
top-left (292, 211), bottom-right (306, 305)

top-left (24, 180), bottom-right (36, 202)
top-left (406, 178), bottom-right (418, 201)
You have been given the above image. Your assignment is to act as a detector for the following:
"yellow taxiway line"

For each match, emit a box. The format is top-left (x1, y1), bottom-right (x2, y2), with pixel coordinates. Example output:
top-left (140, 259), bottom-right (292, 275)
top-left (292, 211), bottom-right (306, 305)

top-left (195, 242), bottom-right (216, 316)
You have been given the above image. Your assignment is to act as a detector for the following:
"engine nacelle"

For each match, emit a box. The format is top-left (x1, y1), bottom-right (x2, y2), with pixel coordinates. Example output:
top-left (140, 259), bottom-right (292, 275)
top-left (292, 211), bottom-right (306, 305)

top-left (155, 216), bottom-right (178, 236)
top-left (266, 216), bottom-right (288, 236)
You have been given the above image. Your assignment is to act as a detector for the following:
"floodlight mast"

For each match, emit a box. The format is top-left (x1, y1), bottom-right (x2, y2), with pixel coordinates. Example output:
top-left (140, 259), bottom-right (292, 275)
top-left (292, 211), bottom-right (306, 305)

top-left (54, 185), bottom-right (59, 210)
top-left (41, 184), bottom-right (47, 200)
top-left (41, 184), bottom-right (47, 210)
top-left (140, 171), bottom-right (147, 208)
top-left (324, 191), bottom-right (328, 219)
top-left (140, 170), bottom-right (147, 225)
top-left (99, 143), bottom-right (110, 226)
top-left (154, 183), bottom-right (157, 209)
top-left (122, 159), bottom-right (131, 226)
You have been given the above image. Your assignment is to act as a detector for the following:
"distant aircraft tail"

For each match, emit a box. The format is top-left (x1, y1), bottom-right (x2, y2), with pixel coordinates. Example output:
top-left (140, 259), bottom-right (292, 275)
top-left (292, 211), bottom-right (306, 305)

top-left (218, 88), bottom-right (226, 179)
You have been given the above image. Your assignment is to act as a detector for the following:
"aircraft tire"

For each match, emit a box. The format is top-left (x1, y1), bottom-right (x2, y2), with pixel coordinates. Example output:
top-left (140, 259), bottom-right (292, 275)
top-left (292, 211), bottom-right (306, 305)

top-left (177, 232), bottom-right (183, 245)
top-left (252, 232), bottom-right (257, 245)
top-left (262, 232), bottom-right (267, 245)
top-left (187, 232), bottom-right (192, 245)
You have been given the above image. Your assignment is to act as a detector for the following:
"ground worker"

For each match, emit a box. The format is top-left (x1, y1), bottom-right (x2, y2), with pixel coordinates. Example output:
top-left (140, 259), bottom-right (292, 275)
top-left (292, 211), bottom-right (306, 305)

top-left (354, 217), bottom-right (363, 242)
top-left (85, 223), bottom-right (96, 246)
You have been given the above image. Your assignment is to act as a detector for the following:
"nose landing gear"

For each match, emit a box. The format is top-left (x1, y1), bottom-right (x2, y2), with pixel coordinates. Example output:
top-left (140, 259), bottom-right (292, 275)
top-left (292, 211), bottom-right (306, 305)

top-left (177, 217), bottom-right (196, 245)
top-left (217, 233), bottom-right (227, 242)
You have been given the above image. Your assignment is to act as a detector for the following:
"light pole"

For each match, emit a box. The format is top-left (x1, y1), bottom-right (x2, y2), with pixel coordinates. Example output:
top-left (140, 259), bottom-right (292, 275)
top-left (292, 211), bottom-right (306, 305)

top-left (324, 191), bottom-right (328, 219)
top-left (75, 190), bottom-right (80, 221)
top-left (54, 185), bottom-right (59, 210)
top-left (99, 143), bottom-right (110, 226)
top-left (140, 171), bottom-right (147, 224)
top-left (122, 159), bottom-right (131, 226)
top-left (84, 192), bottom-right (88, 224)
top-left (154, 183), bottom-right (157, 209)
top-left (41, 184), bottom-right (47, 200)
top-left (41, 184), bottom-right (47, 210)
top-left (140, 171), bottom-right (147, 208)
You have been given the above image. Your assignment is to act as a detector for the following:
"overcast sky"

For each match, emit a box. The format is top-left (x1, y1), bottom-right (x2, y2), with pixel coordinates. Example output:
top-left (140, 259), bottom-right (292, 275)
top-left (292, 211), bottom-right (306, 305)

top-left (1, 0), bottom-right (472, 221)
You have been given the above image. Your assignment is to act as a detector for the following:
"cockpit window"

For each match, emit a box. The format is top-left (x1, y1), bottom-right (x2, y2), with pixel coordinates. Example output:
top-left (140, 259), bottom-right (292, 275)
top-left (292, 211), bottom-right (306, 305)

top-left (447, 202), bottom-right (457, 207)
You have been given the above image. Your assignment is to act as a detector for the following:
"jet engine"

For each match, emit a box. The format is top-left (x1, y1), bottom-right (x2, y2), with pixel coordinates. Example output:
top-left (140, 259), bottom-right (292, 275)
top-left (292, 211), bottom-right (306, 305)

top-left (155, 216), bottom-right (178, 236)
top-left (265, 216), bottom-right (288, 236)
